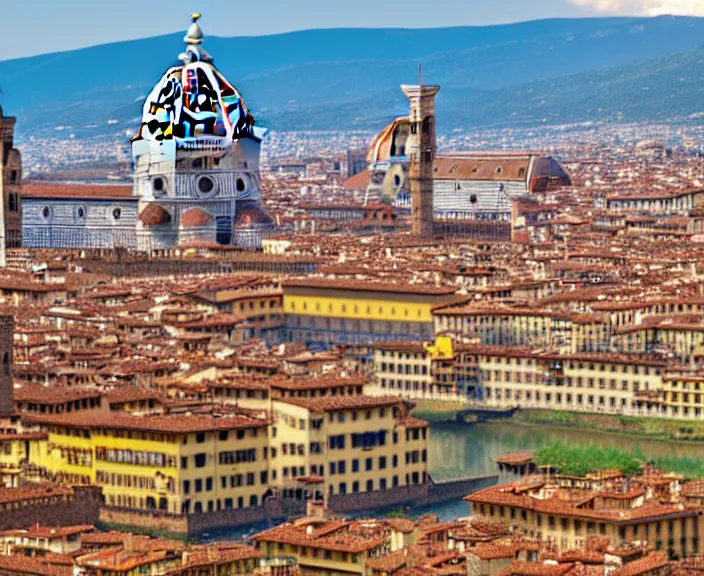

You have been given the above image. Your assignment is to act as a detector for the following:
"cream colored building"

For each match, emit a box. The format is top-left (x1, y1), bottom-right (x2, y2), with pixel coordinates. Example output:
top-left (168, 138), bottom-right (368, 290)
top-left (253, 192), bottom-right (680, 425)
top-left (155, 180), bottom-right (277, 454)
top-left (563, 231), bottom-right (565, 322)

top-left (467, 474), bottom-right (704, 558)
top-left (270, 396), bottom-right (428, 497)
top-left (369, 337), bottom-right (679, 417)
top-left (480, 350), bottom-right (666, 416)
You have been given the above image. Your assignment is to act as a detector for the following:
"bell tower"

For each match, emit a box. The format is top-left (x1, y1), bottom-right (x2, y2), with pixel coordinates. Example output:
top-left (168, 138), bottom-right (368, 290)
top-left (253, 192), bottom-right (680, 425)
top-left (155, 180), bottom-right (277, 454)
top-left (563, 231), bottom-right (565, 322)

top-left (402, 79), bottom-right (439, 238)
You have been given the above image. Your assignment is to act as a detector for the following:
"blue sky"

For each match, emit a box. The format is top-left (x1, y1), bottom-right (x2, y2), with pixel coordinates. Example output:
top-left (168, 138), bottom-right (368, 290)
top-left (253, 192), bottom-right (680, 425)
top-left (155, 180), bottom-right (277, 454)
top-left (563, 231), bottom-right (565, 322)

top-left (0, 0), bottom-right (702, 60)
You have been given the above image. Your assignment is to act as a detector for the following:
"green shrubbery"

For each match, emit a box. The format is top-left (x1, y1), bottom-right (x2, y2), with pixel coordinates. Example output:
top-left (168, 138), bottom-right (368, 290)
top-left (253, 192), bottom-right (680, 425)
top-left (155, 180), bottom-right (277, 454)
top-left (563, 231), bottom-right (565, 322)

top-left (654, 456), bottom-right (704, 480)
top-left (535, 441), bottom-right (704, 480)
top-left (535, 441), bottom-right (643, 477)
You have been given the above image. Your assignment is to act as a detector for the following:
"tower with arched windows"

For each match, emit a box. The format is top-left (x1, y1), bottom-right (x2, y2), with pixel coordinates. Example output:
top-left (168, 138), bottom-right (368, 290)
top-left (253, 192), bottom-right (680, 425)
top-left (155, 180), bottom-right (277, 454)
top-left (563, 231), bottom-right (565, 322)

top-left (0, 107), bottom-right (22, 255)
top-left (402, 84), bottom-right (439, 238)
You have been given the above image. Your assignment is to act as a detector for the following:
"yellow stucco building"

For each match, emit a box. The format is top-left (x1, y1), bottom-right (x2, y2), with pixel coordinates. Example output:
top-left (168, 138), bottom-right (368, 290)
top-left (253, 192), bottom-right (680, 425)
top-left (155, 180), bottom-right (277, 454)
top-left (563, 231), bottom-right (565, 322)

top-left (25, 412), bottom-right (271, 516)
top-left (282, 279), bottom-right (458, 346)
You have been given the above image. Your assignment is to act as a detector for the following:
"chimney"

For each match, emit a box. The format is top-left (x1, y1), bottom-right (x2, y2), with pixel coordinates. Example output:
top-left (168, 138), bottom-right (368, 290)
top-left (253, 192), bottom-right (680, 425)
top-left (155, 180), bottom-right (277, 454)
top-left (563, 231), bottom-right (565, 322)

top-left (306, 498), bottom-right (326, 519)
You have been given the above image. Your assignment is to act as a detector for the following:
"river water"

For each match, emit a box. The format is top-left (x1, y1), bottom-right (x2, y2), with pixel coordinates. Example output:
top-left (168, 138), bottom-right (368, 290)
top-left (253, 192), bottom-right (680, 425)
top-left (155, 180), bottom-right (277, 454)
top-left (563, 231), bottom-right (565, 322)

top-left (424, 422), bottom-right (704, 520)
top-left (214, 422), bottom-right (704, 538)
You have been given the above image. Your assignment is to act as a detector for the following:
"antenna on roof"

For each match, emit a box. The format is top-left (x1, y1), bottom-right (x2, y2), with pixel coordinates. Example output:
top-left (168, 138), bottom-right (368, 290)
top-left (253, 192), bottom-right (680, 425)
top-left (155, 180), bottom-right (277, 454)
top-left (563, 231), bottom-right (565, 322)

top-left (418, 63), bottom-right (423, 87)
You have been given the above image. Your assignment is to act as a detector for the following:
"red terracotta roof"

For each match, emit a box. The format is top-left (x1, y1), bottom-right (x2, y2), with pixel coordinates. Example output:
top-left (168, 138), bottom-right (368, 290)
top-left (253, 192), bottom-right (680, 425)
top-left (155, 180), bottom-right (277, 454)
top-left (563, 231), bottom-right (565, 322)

top-left (24, 411), bottom-right (269, 434)
top-left (23, 183), bottom-right (134, 200)
top-left (283, 278), bottom-right (457, 296)
top-left (494, 453), bottom-right (535, 465)
top-left (498, 563), bottom-right (575, 576)
top-left (342, 169), bottom-right (370, 191)
top-left (139, 204), bottom-right (172, 226)
top-left (612, 552), bottom-right (669, 576)
top-left (275, 395), bottom-right (403, 413)
top-left (252, 520), bottom-right (386, 553)
top-left (181, 208), bottom-right (214, 228)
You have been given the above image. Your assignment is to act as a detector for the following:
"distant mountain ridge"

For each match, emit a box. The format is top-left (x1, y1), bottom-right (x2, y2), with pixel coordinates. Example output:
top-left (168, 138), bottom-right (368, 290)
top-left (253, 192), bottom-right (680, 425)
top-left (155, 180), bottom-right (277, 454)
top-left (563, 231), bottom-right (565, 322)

top-left (2, 16), bottom-right (704, 138)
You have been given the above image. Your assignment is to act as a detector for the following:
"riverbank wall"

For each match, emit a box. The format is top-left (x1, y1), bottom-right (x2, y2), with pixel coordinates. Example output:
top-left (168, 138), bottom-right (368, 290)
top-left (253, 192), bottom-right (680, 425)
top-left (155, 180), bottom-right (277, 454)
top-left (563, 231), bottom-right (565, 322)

top-left (416, 397), bottom-right (704, 443)
top-left (414, 400), bottom-right (514, 425)
top-left (512, 409), bottom-right (704, 442)
top-left (426, 474), bottom-right (498, 505)
top-left (99, 476), bottom-right (496, 537)
top-left (414, 400), bottom-right (468, 423)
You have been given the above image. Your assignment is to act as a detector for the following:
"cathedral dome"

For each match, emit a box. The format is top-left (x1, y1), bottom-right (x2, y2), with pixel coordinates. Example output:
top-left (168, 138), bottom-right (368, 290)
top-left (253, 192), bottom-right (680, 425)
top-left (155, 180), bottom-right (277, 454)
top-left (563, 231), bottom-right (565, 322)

top-left (132, 14), bottom-right (259, 148)
top-left (181, 208), bottom-right (214, 228)
top-left (368, 117), bottom-right (410, 164)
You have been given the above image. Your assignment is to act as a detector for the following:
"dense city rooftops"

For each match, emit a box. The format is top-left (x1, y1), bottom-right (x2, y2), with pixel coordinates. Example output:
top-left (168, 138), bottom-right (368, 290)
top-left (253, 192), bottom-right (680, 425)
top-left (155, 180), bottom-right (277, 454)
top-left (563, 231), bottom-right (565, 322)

top-left (252, 518), bottom-right (390, 553)
top-left (466, 474), bottom-right (694, 524)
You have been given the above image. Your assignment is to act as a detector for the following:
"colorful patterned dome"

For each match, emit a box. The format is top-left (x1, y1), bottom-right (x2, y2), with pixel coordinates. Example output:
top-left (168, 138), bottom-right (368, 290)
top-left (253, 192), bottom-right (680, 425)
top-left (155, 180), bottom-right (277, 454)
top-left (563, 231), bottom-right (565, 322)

top-left (133, 14), bottom-right (257, 146)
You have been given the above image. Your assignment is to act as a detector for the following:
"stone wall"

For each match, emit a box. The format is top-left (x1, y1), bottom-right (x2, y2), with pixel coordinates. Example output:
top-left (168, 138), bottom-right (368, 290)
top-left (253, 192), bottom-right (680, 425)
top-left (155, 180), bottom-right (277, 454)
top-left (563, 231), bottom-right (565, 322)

top-left (187, 498), bottom-right (306, 534)
top-left (426, 475), bottom-right (498, 506)
top-left (100, 507), bottom-right (188, 535)
top-left (0, 486), bottom-right (101, 531)
top-left (186, 486), bottom-right (433, 535)
top-left (329, 483), bottom-right (429, 513)
top-left (102, 477), bottom-right (496, 536)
